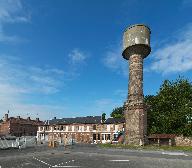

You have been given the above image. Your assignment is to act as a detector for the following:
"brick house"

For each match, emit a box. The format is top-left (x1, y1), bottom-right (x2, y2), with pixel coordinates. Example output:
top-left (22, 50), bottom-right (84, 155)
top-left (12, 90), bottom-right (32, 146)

top-left (0, 113), bottom-right (43, 137)
top-left (37, 116), bottom-right (125, 144)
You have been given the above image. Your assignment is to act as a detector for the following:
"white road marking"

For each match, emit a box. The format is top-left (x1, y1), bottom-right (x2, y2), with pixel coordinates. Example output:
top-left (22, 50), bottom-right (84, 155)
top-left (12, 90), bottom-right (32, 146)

top-left (109, 160), bottom-right (130, 162)
top-left (52, 166), bottom-right (80, 168)
top-left (55, 160), bottom-right (75, 166)
top-left (162, 152), bottom-right (188, 156)
top-left (33, 156), bottom-right (80, 168)
top-left (33, 156), bottom-right (52, 167)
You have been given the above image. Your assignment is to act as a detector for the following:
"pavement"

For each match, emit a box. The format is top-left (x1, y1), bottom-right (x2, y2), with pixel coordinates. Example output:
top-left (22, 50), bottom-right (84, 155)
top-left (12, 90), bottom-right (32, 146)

top-left (0, 144), bottom-right (192, 168)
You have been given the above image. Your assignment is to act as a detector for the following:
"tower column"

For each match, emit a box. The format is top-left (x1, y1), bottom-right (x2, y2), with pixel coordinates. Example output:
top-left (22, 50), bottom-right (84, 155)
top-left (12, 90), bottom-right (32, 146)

top-left (122, 24), bottom-right (151, 146)
top-left (128, 54), bottom-right (143, 105)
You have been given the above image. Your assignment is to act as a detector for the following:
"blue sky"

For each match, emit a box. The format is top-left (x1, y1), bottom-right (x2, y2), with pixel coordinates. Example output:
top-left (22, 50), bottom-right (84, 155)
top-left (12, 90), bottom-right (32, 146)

top-left (0, 0), bottom-right (192, 120)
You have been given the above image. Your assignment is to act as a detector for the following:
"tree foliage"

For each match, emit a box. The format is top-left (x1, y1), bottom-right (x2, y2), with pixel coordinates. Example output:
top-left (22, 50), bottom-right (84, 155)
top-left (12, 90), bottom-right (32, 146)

top-left (110, 78), bottom-right (192, 136)
top-left (145, 77), bottom-right (192, 136)
top-left (102, 113), bottom-right (106, 122)
top-left (110, 107), bottom-right (124, 118)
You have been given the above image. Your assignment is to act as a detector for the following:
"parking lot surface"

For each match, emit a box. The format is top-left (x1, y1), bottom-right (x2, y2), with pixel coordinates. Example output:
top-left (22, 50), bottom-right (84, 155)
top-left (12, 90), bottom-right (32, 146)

top-left (0, 144), bottom-right (192, 168)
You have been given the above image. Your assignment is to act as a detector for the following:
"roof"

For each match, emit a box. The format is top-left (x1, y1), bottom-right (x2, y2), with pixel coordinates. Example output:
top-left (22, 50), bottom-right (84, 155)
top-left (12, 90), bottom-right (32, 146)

top-left (1, 117), bottom-right (43, 125)
top-left (124, 24), bottom-right (151, 33)
top-left (47, 116), bottom-right (126, 125)
top-left (105, 118), bottom-right (125, 124)
top-left (148, 134), bottom-right (176, 139)
top-left (49, 116), bottom-right (102, 125)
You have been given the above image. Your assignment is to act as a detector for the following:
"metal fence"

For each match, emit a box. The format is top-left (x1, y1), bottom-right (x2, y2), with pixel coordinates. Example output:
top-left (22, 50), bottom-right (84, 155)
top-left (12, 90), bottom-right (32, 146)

top-left (0, 136), bottom-right (37, 149)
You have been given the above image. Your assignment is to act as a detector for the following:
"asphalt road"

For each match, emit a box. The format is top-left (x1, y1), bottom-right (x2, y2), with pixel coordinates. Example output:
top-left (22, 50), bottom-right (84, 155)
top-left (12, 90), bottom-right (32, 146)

top-left (0, 144), bottom-right (192, 168)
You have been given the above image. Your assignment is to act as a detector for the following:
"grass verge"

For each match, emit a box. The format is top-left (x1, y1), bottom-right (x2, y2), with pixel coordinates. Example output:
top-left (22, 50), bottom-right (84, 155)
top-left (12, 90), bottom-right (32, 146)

top-left (99, 143), bottom-right (192, 152)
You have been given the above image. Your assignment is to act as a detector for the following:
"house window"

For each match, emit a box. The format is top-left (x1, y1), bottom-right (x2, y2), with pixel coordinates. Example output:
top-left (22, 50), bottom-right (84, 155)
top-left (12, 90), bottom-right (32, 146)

top-left (68, 126), bottom-right (72, 131)
top-left (107, 134), bottom-right (110, 140)
top-left (93, 134), bottom-right (96, 140)
top-left (40, 127), bottom-right (43, 131)
top-left (63, 126), bottom-right (66, 131)
top-left (45, 126), bottom-right (49, 131)
top-left (93, 125), bottom-right (96, 130)
top-left (102, 134), bottom-right (105, 140)
top-left (76, 126), bottom-right (79, 131)
top-left (98, 134), bottom-right (100, 140)
top-left (60, 126), bottom-right (63, 130)
top-left (114, 134), bottom-right (118, 140)
top-left (84, 126), bottom-right (87, 131)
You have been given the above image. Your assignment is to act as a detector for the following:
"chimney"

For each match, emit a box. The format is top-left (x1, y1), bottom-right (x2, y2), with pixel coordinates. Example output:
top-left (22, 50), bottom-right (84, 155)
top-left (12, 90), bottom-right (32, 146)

top-left (36, 118), bottom-right (39, 122)
top-left (27, 117), bottom-right (31, 121)
top-left (4, 113), bottom-right (8, 121)
top-left (17, 116), bottom-right (20, 119)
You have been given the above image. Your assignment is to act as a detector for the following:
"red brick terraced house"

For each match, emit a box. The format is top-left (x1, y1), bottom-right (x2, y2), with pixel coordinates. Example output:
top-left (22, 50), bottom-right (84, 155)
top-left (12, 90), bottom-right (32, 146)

top-left (0, 113), bottom-right (44, 137)
top-left (37, 116), bottom-right (125, 144)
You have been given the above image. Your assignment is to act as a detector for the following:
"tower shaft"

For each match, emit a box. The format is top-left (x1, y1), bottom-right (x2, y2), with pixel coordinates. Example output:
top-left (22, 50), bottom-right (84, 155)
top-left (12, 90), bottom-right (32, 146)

top-left (124, 54), bottom-right (147, 145)
top-left (128, 54), bottom-right (143, 105)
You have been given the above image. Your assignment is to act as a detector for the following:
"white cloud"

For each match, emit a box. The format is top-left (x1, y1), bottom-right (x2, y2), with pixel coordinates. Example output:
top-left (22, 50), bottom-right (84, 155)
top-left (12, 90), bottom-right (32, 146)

top-left (0, 53), bottom-right (89, 120)
top-left (151, 24), bottom-right (192, 74)
top-left (0, 0), bottom-right (29, 43)
top-left (0, 55), bottom-right (68, 120)
top-left (103, 45), bottom-right (128, 76)
top-left (0, 56), bottom-right (64, 94)
top-left (0, 1), bottom-right (88, 120)
top-left (68, 49), bottom-right (87, 64)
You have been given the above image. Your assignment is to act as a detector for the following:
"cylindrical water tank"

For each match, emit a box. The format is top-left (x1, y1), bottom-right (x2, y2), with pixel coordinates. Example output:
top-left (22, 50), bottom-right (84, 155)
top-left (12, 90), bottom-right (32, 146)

top-left (122, 24), bottom-right (151, 60)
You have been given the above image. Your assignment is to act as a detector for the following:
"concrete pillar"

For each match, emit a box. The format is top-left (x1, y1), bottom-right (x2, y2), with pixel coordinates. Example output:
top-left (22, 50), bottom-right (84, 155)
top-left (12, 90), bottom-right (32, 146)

top-left (169, 139), bottom-right (172, 146)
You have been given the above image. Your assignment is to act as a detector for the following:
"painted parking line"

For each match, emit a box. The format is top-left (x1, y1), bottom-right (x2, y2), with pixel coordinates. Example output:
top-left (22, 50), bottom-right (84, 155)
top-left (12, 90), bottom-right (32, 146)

top-left (52, 166), bottom-right (80, 168)
top-left (53, 160), bottom-right (80, 168)
top-left (54, 160), bottom-right (75, 166)
top-left (162, 152), bottom-right (188, 156)
top-left (33, 156), bottom-right (80, 168)
top-left (109, 160), bottom-right (130, 162)
top-left (33, 156), bottom-right (52, 167)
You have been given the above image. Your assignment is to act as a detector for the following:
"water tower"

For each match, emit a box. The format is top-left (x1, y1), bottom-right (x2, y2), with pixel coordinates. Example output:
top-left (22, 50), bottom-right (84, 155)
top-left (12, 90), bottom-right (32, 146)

top-left (122, 24), bottom-right (151, 145)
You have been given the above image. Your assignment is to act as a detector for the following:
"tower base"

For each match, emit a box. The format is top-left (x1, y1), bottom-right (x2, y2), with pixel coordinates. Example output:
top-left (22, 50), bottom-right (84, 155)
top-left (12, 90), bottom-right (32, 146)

top-left (124, 103), bottom-right (148, 146)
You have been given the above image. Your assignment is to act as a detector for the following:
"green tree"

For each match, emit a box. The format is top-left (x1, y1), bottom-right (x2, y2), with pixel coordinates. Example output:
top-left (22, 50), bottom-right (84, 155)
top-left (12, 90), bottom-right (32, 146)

top-left (145, 77), bottom-right (192, 136)
top-left (102, 113), bottom-right (106, 122)
top-left (110, 107), bottom-right (124, 118)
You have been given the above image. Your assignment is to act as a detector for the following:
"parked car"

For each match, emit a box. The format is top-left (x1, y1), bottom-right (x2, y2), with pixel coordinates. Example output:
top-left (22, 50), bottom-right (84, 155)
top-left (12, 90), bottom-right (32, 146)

top-left (111, 131), bottom-right (124, 144)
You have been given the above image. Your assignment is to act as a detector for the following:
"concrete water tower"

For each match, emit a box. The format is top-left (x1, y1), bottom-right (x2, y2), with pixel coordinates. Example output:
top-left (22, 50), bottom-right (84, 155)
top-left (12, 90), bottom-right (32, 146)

top-left (122, 24), bottom-right (151, 145)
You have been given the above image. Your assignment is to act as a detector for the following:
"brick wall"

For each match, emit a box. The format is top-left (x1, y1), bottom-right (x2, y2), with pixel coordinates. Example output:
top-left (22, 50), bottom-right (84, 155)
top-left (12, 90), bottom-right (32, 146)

top-left (39, 122), bottom-right (124, 144)
top-left (0, 121), bottom-right (10, 136)
top-left (0, 115), bottom-right (43, 137)
top-left (175, 136), bottom-right (192, 146)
